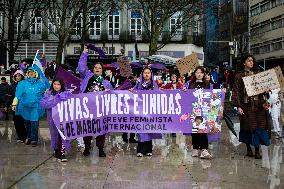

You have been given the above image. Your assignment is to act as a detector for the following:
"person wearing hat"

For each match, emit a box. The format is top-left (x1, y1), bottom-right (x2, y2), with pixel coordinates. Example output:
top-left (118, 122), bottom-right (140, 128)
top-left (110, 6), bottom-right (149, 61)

top-left (12, 65), bottom-right (49, 146)
top-left (8, 70), bottom-right (26, 142)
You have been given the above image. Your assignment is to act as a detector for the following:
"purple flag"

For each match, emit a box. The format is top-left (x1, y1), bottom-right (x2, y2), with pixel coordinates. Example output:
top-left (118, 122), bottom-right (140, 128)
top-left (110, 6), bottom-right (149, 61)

top-left (87, 43), bottom-right (107, 58)
top-left (55, 66), bottom-right (81, 94)
top-left (52, 89), bottom-right (225, 140)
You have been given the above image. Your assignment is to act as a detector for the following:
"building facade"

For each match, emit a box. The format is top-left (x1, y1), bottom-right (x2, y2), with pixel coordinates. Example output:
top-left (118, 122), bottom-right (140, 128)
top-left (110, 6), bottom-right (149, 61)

top-left (218, 0), bottom-right (249, 68)
top-left (250, 0), bottom-right (284, 69)
top-left (0, 2), bottom-right (204, 68)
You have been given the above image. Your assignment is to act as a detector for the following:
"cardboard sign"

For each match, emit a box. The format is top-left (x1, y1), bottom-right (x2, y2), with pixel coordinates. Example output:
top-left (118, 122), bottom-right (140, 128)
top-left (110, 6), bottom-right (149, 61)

top-left (176, 53), bottom-right (199, 75)
top-left (117, 56), bottom-right (132, 77)
top-left (243, 66), bottom-right (284, 97)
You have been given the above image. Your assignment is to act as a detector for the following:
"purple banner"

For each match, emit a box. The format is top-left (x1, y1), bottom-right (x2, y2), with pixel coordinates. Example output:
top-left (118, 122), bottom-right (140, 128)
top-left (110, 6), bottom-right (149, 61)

top-left (52, 89), bottom-right (225, 140)
top-left (56, 66), bottom-right (81, 94)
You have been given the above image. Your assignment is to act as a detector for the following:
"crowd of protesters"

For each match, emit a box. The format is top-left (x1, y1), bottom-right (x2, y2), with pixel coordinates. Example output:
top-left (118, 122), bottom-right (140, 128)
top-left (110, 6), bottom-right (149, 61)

top-left (0, 46), bottom-right (283, 163)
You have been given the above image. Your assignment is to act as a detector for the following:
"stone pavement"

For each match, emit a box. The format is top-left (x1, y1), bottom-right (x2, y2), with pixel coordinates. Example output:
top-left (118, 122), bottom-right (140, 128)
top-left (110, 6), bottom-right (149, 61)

top-left (0, 119), bottom-right (283, 189)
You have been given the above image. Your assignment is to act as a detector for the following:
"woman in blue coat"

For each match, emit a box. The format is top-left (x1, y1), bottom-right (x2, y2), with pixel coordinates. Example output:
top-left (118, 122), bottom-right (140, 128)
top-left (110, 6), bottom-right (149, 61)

top-left (12, 65), bottom-right (49, 146)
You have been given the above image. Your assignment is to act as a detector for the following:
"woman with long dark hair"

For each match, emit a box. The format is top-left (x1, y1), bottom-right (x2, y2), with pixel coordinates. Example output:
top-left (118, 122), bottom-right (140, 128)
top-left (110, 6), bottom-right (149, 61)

top-left (41, 78), bottom-right (72, 162)
top-left (131, 67), bottom-right (162, 157)
top-left (232, 54), bottom-right (270, 159)
top-left (77, 45), bottom-right (113, 157)
top-left (186, 66), bottom-right (212, 159)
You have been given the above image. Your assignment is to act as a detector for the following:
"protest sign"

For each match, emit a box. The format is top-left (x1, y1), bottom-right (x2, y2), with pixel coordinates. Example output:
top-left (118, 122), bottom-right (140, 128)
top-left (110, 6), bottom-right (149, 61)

top-left (117, 56), bottom-right (132, 77)
top-left (243, 67), bottom-right (284, 97)
top-left (176, 53), bottom-right (199, 75)
top-left (55, 66), bottom-right (81, 94)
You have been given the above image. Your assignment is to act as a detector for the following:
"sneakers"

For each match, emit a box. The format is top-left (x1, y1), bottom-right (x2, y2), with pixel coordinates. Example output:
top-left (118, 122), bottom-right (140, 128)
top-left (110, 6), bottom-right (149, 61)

top-left (25, 139), bottom-right (31, 145)
top-left (137, 153), bottom-right (143, 157)
top-left (192, 149), bottom-right (199, 157)
top-left (200, 149), bottom-right (212, 159)
top-left (58, 154), bottom-right (68, 162)
top-left (146, 153), bottom-right (152, 157)
top-left (31, 141), bottom-right (37, 147)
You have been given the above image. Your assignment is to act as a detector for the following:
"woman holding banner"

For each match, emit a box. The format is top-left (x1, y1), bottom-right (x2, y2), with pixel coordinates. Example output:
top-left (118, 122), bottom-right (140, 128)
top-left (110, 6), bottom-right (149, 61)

top-left (41, 78), bottom-right (72, 162)
top-left (131, 67), bottom-right (162, 157)
top-left (232, 54), bottom-right (270, 159)
top-left (186, 66), bottom-right (212, 159)
top-left (77, 45), bottom-right (113, 157)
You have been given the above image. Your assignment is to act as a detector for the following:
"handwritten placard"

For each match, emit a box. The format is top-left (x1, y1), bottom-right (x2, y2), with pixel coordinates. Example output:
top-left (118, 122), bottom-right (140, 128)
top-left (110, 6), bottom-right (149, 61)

top-left (117, 56), bottom-right (132, 77)
top-left (176, 53), bottom-right (199, 75)
top-left (243, 67), bottom-right (284, 97)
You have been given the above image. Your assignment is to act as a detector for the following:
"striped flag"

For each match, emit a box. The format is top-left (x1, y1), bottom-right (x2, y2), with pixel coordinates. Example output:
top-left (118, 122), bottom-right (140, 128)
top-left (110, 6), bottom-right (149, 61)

top-left (33, 50), bottom-right (44, 73)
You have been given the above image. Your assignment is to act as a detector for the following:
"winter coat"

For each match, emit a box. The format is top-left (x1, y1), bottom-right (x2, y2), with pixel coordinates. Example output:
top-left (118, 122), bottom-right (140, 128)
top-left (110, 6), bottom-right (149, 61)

top-left (40, 90), bottom-right (72, 151)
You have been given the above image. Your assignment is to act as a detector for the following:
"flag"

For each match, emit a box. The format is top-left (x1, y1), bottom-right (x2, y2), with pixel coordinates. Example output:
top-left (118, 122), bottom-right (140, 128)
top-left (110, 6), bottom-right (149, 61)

top-left (87, 43), bottom-right (107, 59)
top-left (55, 66), bottom-right (81, 94)
top-left (33, 50), bottom-right (44, 73)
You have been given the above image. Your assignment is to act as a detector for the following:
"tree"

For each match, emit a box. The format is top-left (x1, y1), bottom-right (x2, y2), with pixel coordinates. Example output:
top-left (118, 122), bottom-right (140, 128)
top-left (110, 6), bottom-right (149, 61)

top-left (45, 0), bottom-right (115, 64)
top-left (44, 0), bottom-right (87, 64)
top-left (130, 0), bottom-right (202, 56)
top-left (0, 0), bottom-right (44, 64)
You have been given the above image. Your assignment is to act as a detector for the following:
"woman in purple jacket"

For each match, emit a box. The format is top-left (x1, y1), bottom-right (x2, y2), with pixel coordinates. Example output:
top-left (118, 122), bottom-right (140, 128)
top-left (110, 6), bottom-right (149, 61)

top-left (77, 46), bottom-right (113, 157)
top-left (131, 67), bottom-right (162, 157)
top-left (40, 78), bottom-right (72, 162)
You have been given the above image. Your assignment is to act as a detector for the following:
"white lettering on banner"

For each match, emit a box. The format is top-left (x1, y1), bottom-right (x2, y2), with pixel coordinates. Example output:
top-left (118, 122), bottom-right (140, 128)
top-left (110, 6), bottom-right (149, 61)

top-left (124, 94), bottom-right (130, 114)
top-left (168, 94), bottom-right (175, 114)
top-left (55, 93), bottom-right (184, 122)
top-left (67, 98), bottom-right (75, 120)
top-left (175, 93), bottom-right (182, 114)
top-left (149, 94), bottom-right (157, 114)
top-left (133, 94), bottom-right (139, 114)
top-left (67, 84), bottom-right (77, 93)
top-left (104, 94), bottom-right (111, 115)
top-left (82, 97), bottom-right (89, 118)
top-left (117, 94), bottom-right (124, 114)
top-left (142, 94), bottom-right (149, 115)
top-left (111, 94), bottom-right (118, 114)
top-left (57, 102), bottom-right (64, 122)
top-left (161, 94), bottom-right (168, 114)
top-left (75, 98), bottom-right (83, 120)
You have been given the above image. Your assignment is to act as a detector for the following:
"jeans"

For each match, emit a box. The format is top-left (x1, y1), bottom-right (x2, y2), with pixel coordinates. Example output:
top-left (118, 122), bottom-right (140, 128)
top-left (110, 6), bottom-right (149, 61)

top-left (25, 120), bottom-right (39, 142)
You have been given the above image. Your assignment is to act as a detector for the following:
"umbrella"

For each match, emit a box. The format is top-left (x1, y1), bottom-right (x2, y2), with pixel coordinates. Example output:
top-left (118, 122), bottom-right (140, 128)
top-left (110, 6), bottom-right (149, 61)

top-left (223, 112), bottom-right (238, 138)
top-left (130, 61), bottom-right (143, 69)
top-left (149, 62), bottom-right (168, 70)
top-left (147, 55), bottom-right (177, 66)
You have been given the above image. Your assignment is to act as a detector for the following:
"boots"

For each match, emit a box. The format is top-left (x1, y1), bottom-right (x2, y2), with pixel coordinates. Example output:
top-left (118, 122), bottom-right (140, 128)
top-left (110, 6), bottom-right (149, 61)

top-left (254, 146), bottom-right (262, 159)
top-left (99, 148), bottom-right (106, 157)
top-left (246, 144), bottom-right (253, 157)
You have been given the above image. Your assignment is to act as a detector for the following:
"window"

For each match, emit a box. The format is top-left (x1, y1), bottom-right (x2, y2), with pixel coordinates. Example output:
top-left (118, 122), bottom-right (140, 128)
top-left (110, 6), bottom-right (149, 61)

top-left (250, 6), bottom-right (259, 17)
top-left (108, 10), bottom-right (120, 38)
top-left (260, 20), bottom-right (270, 33)
top-left (14, 17), bottom-right (20, 34)
top-left (260, 1), bottom-right (270, 13)
top-left (271, 38), bottom-right (282, 51)
top-left (130, 10), bottom-right (142, 39)
top-left (73, 14), bottom-right (82, 36)
top-left (30, 11), bottom-right (42, 35)
top-left (89, 10), bottom-right (101, 37)
top-left (260, 43), bottom-right (270, 53)
top-left (251, 46), bottom-right (260, 54)
top-left (271, 16), bottom-right (282, 30)
top-left (272, 0), bottom-right (284, 7)
top-left (48, 13), bottom-right (59, 34)
top-left (170, 11), bottom-right (182, 37)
